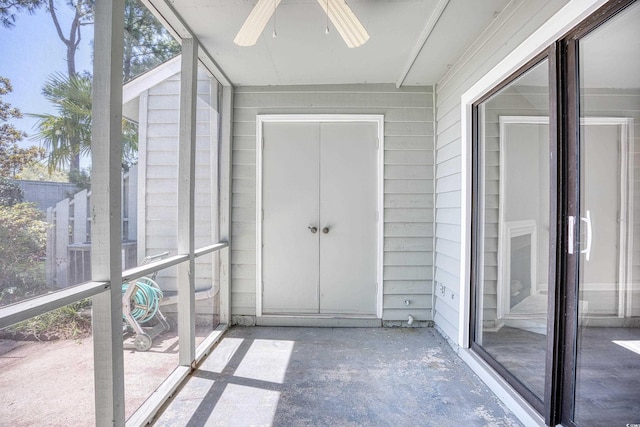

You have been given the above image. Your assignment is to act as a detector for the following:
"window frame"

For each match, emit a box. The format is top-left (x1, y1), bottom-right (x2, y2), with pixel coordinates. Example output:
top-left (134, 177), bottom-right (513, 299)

top-left (469, 48), bottom-right (557, 419)
top-left (0, 14), bottom-right (233, 427)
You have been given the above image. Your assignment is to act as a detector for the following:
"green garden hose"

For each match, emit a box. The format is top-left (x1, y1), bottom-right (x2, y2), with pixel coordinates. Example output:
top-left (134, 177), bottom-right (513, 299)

top-left (122, 278), bottom-right (163, 324)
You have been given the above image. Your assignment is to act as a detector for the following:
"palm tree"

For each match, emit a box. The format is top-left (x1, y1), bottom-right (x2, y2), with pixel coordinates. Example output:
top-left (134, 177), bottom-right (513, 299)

top-left (31, 73), bottom-right (138, 174)
top-left (31, 73), bottom-right (91, 173)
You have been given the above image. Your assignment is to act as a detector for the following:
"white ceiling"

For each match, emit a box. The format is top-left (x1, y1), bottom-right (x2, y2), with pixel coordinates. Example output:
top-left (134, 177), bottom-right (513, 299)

top-left (168, 0), bottom-right (511, 86)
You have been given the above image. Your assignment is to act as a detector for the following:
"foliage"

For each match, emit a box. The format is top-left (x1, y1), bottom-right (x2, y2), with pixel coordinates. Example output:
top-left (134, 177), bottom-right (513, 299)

top-left (30, 72), bottom-right (92, 172)
top-left (0, 0), bottom-right (41, 28)
top-left (0, 0), bottom-right (93, 76)
top-left (0, 76), bottom-right (25, 143)
top-left (30, 73), bottom-right (139, 173)
top-left (17, 161), bottom-right (69, 182)
top-left (0, 202), bottom-right (48, 304)
top-left (0, 177), bottom-right (24, 206)
top-left (1, 0), bottom-right (179, 81)
top-left (0, 77), bottom-right (45, 178)
top-left (68, 167), bottom-right (90, 190)
top-left (121, 118), bottom-right (139, 169)
top-left (0, 142), bottom-right (46, 178)
top-left (4, 0), bottom-right (175, 174)
top-left (4, 298), bottom-right (92, 339)
top-left (123, 0), bottom-right (180, 82)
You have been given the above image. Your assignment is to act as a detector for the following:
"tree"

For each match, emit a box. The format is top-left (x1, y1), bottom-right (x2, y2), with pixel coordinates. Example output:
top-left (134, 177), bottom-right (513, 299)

top-left (0, 77), bottom-right (26, 143)
top-left (1, 0), bottom-right (179, 82)
top-left (0, 202), bottom-right (48, 304)
top-left (2, 0), bottom-right (176, 171)
top-left (0, 177), bottom-right (47, 303)
top-left (0, 77), bottom-right (45, 178)
top-left (17, 161), bottom-right (69, 182)
top-left (1, 0), bottom-right (91, 172)
top-left (30, 73), bottom-right (138, 173)
top-left (1, 0), bottom-right (92, 77)
top-left (30, 72), bottom-right (92, 172)
top-left (123, 0), bottom-right (180, 82)
top-left (0, 142), bottom-right (45, 178)
top-left (0, 177), bottom-right (23, 206)
top-left (0, 0), bottom-right (41, 27)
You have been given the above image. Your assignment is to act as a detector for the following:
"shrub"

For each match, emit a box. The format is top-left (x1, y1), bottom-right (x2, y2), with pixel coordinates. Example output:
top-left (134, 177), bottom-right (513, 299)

top-left (5, 299), bottom-right (92, 340)
top-left (0, 202), bottom-right (48, 304)
top-left (0, 177), bottom-right (23, 206)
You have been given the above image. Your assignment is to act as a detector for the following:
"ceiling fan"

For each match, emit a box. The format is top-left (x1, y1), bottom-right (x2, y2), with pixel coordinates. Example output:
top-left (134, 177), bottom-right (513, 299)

top-left (234, 0), bottom-right (369, 48)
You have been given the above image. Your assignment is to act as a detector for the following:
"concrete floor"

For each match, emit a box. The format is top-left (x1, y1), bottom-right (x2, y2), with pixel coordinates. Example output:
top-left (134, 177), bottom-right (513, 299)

top-left (0, 328), bottom-right (209, 426)
top-left (153, 327), bottom-right (523, 427)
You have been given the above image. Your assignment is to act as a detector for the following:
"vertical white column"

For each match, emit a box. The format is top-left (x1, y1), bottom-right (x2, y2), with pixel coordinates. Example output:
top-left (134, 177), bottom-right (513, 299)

top-left (178, 38), bottom-right (198, 367)
top-left (219, 86), bottom-right (234, 324)
top-left (91, 0), bottom-right (125, 424)
top-left (55, 199), bottom-right (69, 287)
top-left (127, 164), bottom-right (138, 241)
top-left (73, 189), bottom-right (88, 244)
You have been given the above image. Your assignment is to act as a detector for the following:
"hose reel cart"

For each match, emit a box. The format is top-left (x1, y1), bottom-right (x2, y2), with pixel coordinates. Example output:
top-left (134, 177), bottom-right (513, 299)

top-left (122, 252), bottom-right (171, 351)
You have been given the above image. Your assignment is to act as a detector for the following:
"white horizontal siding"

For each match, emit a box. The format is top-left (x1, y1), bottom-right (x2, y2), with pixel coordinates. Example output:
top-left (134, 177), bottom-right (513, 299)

top-left (432, 0), bottom-right (570, 344)
top-left (232, 84), bottom-right (434, 321)
top-left (139, 69), bottom-right (218, 292)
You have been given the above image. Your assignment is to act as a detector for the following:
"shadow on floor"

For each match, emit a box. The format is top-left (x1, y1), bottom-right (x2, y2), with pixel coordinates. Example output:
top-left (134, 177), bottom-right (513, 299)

top-left (153, 327), bottom-right (522, 426)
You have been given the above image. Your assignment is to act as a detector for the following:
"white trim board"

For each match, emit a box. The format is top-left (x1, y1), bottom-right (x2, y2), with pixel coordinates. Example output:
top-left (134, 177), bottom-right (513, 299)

top-left (255, 114), bottom-right (385, 320)
top-left (498, 220), bottom-right (538, 319)
top-left (497, 116), bottom-right (547, 321)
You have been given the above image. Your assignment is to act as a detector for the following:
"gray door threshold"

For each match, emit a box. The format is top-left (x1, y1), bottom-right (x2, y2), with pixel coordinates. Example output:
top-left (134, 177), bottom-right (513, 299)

top-left (459, 348), bottom-right (545, 426)
top-left (256, 315), bottom-right (382, 327)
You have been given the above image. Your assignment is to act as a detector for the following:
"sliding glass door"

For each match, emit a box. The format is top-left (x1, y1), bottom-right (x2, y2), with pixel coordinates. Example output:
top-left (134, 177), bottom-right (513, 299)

top-left (471, 1), bottom-right (639, 425)
top-left (472, 55), bottom-right (552, 414)
top-left (567, 1), bottom-right (640, 425)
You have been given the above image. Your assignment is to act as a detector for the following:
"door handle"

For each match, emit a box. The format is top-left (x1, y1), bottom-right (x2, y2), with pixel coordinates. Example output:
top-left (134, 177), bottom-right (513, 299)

top-left (308, 226), bottom-right (318, 234)
top-left (322, 227), bottom-right (330, 234)
top-left (568, 215), bottom-right (575, 255)
top-left (581, 210), bottom-right (592, 261)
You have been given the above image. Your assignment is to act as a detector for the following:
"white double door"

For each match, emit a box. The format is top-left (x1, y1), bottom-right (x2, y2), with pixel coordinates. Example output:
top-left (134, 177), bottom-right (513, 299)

top-left (261, 121), bottom-right (378, 315)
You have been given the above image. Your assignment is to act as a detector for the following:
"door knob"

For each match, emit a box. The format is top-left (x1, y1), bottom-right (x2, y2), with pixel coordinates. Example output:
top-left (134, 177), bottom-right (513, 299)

top-left (322, 227), bottom-right (330, 234)
top-left (308, 226), bottom-right (318, 234)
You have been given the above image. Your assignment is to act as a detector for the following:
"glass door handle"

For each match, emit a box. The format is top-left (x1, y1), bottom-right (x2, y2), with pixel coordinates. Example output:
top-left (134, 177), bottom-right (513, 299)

top-left (580, 210), bottom-right (592, 261)
top-left (568, 215), bottom-right (575, 255)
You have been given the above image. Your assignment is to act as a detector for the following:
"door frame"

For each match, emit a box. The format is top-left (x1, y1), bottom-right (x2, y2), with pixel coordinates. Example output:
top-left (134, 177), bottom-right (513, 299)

top-left (457, 1), bottom-right (639, 426)
top-left (255, 114), bottom-right (385, 320)
top-left (497, 115), bottom-right (634, 319)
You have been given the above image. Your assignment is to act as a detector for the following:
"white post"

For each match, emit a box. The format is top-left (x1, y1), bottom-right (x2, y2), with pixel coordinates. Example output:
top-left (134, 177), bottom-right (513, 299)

top-left (219, 86), bottom-right (234, 324)
top-left (127, 164), bottom-right (138, 242)
top-left (178, 38), bottom-right (198, 367)
top-left (91, 0), bottom-right (125, 424)
top-left (136, 92), bottom-right (149, 265)
top-left (46, 207), bottom-right (55, 287)
top-left (54, 198), bottom-right (69, 288)
top-left (73, 189), bottom-right (88, 244)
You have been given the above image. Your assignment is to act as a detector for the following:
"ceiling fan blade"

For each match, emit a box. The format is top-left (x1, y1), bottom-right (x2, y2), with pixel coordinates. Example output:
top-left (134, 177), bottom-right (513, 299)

top-left (317, 0), bottom-right (370, 48)
top-left (234, 0), bottom-right (282, 47)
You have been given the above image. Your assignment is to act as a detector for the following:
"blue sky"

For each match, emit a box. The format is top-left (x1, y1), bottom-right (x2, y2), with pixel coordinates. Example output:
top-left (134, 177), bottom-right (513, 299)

top-left (0, 4), bottom-right (92, 147)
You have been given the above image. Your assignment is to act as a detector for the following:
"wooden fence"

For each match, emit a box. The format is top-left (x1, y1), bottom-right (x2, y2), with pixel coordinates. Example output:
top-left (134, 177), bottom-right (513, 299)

top-left (46, 166), bottom-right (138, 288)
